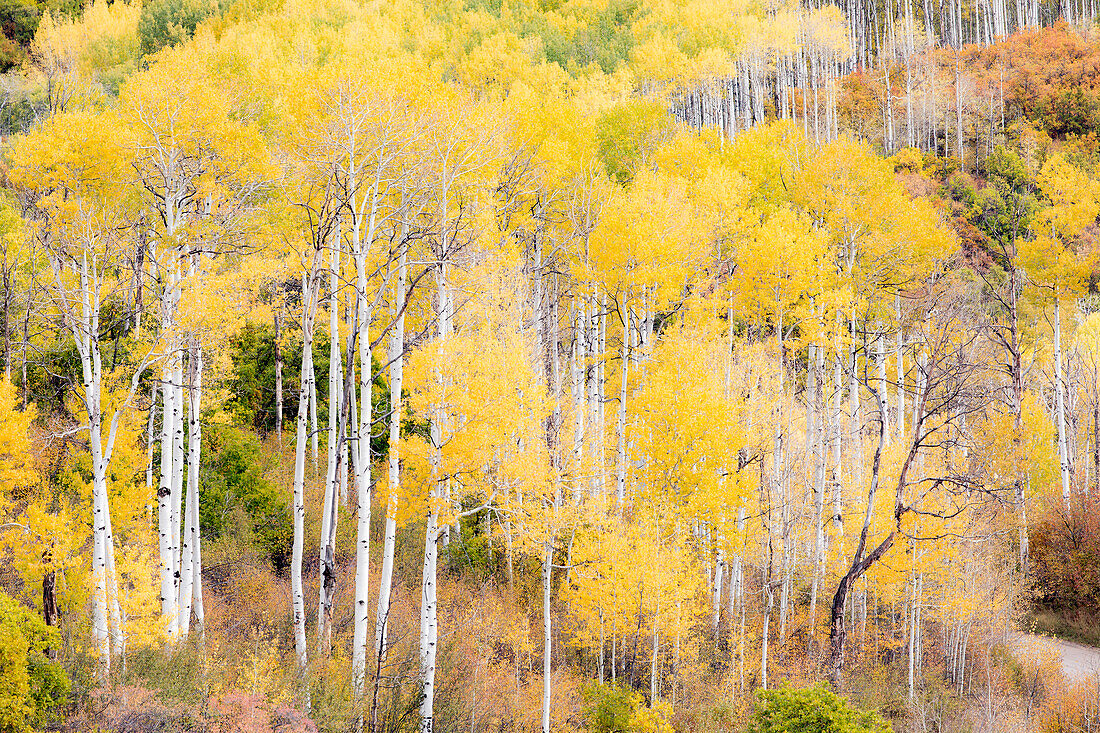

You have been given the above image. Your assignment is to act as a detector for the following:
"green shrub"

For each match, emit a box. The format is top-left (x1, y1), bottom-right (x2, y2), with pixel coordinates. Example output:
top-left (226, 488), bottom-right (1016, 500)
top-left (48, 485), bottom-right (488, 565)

top-left (747, 684), bottom-right (890, 733)
top-left (200, 424), bottom-right (291, 569)
top-left (0, 590), bottom-right (69, 733)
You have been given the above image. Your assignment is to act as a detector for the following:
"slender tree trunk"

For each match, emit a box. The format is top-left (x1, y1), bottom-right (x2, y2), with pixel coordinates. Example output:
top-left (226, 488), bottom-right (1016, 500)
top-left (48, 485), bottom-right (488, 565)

top-left (292, 260), bottom-right (322, 710)
top-left (616, 317), bottom-right (629, 514)
top-left (317, 244), bottom-right (343, 655)
top-left (761, 582), bottom-right (772, 689)
top-left (352, 204), bottom-right (379, 704)
top-left (541, 543), bottom-right (552, 733)
top-left (376, 242), bottom-right (406, 672)
top-left (650, 618), bottom-right (659, 702)
top-left (2, 264), bottom-right (9, 381)
top-left (1093, 388), bottom-right (1099, 495)
top-left (421, 201), bottom-right (452, 732)
top-left (90, 409), bottom-right (111, 677)
top-left (274, 303), bottom-right (283, 443)
top-left (954, 49), bottom-right (964, 168)
top-left (1055, 297), bottom-right (1072, 509)
top-left (157, 350), bottom-right (177, 639)
top-left (418, 502), bottom-right (439, 733)
top-left (178, 345), bottom-right (202, 637)
top-left (309, 332), bottom-right (320, 468)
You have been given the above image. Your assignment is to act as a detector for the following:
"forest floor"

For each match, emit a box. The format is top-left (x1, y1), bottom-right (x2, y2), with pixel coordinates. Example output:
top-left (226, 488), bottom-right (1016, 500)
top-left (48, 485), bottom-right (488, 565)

top-left (1012, 633), bottom-right (1100, 681)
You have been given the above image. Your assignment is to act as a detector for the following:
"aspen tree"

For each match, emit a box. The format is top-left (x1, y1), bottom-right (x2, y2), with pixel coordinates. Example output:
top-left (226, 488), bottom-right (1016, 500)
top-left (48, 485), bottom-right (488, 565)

top-left (298, 63), bottom-right (422, 702)
top-left (292, 236), bottom-right (327, 707)
top-left (1022, 154), bottom-right (1100, 508)
top-left (316, 238), bottom-right (343, 654)
top-left (123, 47), bottom-right (272, 641)
top-left (826, 288), bottom-right (986, 689)
top-left (405, 258), bottom-right (547, 733)
top-left (10, 110), bottom-right (160, 677)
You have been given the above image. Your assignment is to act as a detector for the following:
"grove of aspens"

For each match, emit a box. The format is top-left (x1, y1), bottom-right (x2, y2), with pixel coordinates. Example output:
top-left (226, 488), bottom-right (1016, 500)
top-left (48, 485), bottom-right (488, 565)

top-left (4, 0), bottom-right (1100, 731)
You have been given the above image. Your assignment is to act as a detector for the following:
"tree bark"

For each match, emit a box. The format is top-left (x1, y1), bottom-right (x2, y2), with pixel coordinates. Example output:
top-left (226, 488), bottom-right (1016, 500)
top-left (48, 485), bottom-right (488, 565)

top-left (292, 257), bottom-right (322, 710)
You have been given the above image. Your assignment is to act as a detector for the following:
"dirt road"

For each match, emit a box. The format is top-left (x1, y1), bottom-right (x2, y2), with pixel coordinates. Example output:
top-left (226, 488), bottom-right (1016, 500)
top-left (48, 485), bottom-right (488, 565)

top-left (1012, 633), bottom-right (1100, 681)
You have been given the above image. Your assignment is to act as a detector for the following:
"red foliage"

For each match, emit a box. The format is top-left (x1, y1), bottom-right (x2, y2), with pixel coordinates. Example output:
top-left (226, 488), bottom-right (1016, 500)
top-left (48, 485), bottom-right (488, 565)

top-left (962, 24), bottom-right (1100, 137)
top-left (1029, 493), bottom-right (1100, 614)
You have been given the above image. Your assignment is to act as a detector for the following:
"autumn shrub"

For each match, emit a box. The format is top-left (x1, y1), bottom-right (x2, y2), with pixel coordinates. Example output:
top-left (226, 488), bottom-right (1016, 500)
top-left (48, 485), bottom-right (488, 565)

top-left (209, 690), bottom-right (318, 733)
top-left (581, 683), bottom-right (672, 733)
top-left (906, 674), bottom-right (970, 733)
top-left (1028, 494), bottom-right (1100, 644)
top-left (0, 589), bottom-right (68, 733)
top-left (746, 684), bottom-right (890, 733)
top-left (1002, 642), bottom-right (1064, 721)
top-left (1037, 675), bottom-right (1100, 733)
top-left (669, 695), bottom-right (746, 733)
top-left (75, 686), bottom-right (320, 733)
top-left (81, 686), bottom-right (198, 733)
top-left (842, 661), bottom-right (908, 724)
top-left (125, 641), bottom-right (204, 705)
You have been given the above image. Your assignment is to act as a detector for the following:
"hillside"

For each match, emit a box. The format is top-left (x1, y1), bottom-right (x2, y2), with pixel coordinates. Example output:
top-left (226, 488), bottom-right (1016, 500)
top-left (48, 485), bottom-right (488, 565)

top-left (2, 1), bottom-right (1100, 733)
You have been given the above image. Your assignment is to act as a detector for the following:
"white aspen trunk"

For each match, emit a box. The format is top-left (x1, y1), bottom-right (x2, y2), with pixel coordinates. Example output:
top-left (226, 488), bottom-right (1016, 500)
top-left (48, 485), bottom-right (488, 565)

top-left (644, 288), bottom-right (653, 348)
top-left (275, 304), bottom-right (283, 442)
top-left (90, 402), bottom-right (111, 674)
top-left (181, 493), bottom-right (196, 639)
top-left (572, 299), bottom-right (586, 498)
top-left (1056, 298), bottom-right (1072, 509)
top-left (712, 544), bottom-right (724, 634)
top-left (611, 609), bottom-right (617, 685)
top-left (907, 574), bottom-right (917, 699)
top-left (103, 483), bottom-right (123, 661)
top-left (192, 421), bottom-right (204, 635)
top-left (145, 387), bottom-right (157, 492)
top-left (616, 318), bottom-right (629, 514)
top-left (64, 251), bottom-right (136, 674)
top-left (761, 582), bottom-right (772, 689)
top-left (774, 313), bottom-right (790, 645)
top-left (541, 543), bottom-right (552, 733)
top-left (915, 573), bottom-right (923, 671)
top-left (352, 203), bottom-right (380, 699)
top-left (738, 546), bottom-right (746, 695)
top-left (309, 336), bottom-right (320, 468)
top-left (831, 350), bottom-right (844, 541)
top-left (171, 354), bottom-right (185, 600)
top-left (598, 609), bottom-right (605, 684)
top-left (779, 541), bottom-right (792, 646)
top-left (587, 296), bottom-right (600, 497)
top-left (597, 297), bottom-right (607, 498)
top-left (810, 343), bottom-right (826, 641)
top-left (341, 291), bottom-right (355, 508)
top-left (955, 50), bottom-right (964, 169)
top-left (157, 353), bottom-right (177, 639)
top-left (189, 347), bottom-right (203, 631)
top-left (896, 293), bottom-right (905, 437)
top-left (877, 331), bottom-right (890, 443)
top-left (177, 349), bottom-right (197, 637)
top-left (375, 242), bottom-right (406, 667)
top-left (421, 201), bottom-right (451, 733)
top-left (418, 503), bottom-right (439, 733)
top-left (317, 243), bottom-right (343, 654)
top-left (293, 263), bottom-right (321, 710)
top-left (650, 620), bottom-right (659, 702)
